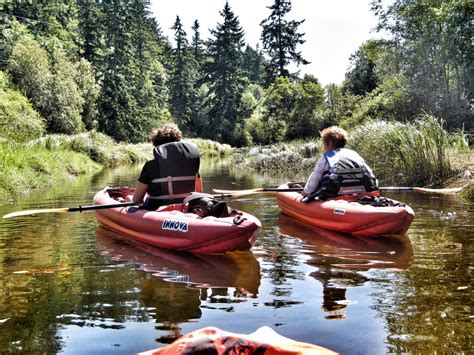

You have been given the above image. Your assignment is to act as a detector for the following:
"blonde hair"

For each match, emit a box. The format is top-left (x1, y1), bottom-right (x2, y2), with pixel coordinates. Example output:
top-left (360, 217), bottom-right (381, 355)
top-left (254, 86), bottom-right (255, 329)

top-left (150, 123), bottom-right (182, 146)
top-left (320, 126), bottom-right (347, 149)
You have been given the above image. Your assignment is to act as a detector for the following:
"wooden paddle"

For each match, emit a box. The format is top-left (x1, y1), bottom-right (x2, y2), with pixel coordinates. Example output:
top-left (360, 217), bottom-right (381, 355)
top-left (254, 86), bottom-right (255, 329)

top-left (2, 202), bottom-right (138, 219)
top-left (213, 186), bottom-right (464, 197)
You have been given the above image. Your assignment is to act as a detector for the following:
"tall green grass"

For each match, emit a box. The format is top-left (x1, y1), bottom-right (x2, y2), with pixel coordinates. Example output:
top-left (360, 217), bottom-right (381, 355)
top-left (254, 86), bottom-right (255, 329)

top-left (187, 138), bottom-right (233, 157)
top-left (0, 141), bottom-right (100, 201)
top-left (232, 140), bottom-right (320, 174)
top-left (350, 114), bottom-right (468, 186)
top-left (28, 131), bottom-right (150, 166)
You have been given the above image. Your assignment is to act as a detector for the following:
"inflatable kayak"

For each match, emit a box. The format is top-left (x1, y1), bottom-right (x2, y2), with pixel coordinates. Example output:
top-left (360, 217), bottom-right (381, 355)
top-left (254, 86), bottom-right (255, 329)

top-left (276, 183), bottom-right (414, 237)
top-left (93, 187), bottom-right (261, 254)
top-left (140, 326), bottom-right (336, 354)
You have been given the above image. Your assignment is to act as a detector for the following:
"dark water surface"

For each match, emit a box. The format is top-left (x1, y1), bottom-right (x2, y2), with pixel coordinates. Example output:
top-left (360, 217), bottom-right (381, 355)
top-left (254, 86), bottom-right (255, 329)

top-left (0, 160), bottom-right (472, 354)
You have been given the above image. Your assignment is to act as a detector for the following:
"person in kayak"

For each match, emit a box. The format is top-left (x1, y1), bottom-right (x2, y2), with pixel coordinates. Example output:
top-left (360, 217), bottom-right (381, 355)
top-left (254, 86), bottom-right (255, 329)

top-left (127, 123), bottom-right (201, 210)
top-left (302, 126), bottom-right (379, 201)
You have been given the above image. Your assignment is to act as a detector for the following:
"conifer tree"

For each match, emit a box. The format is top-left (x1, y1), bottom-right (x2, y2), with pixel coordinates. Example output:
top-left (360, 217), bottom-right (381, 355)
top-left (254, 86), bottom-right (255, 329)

top-left (203, 1), bottom-right (246, 144)
top-left (260, 0), bottom-right (309, 82)
top-left (191, 19), bottom-right (204, 66)
top-left (168, 15), bottom-right (200, 134)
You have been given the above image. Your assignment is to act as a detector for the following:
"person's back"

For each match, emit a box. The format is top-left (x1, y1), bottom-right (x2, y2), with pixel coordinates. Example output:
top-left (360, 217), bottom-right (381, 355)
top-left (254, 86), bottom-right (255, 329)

top-left (303, 126), bottom-right (378, 201)
top-left (129, 123), bottom-right (201, 210)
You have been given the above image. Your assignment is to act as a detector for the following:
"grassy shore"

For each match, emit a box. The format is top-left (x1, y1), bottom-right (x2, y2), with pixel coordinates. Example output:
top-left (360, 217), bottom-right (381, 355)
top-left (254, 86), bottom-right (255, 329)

top-left (0, 132), bottom-right (234, 204)
top-left (231, 115), bottom-right (473, 201)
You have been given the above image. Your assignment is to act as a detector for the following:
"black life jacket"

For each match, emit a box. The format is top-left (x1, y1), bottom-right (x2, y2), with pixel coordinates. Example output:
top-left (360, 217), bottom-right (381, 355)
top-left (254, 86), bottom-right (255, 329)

top-left (314, 148), bottom-right (378, 200)
top-left (146, 141), bottom-right (200, 206)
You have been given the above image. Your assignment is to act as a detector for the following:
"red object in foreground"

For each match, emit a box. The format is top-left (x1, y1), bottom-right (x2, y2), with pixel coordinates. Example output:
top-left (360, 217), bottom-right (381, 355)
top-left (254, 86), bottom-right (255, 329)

top-left (93, 187), bottom-right (261, 254)
top-left (276, 184), bottom-right (415, 237)
top-left (139, 326), bottom-right (337, 355)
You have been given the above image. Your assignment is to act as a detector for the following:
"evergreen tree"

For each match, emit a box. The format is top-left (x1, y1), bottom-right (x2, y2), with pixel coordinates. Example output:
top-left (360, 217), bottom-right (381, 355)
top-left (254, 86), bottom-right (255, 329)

top-left (168, 15), bottom-right (200, 134)
top-left (98, 0), bottom-right (140, 142)
top-left (241, 44), bottom-right (267, 85)
top-left (260, 0), bottom-right (309, 82)
top-left (343, 40), bottom-right (381, 96)
top-left (78, 0), bottom-right (105, 71)
top-left (203, 1), bottom-right (246, 144)
top-left (191, 19), bottom-right (204, 66)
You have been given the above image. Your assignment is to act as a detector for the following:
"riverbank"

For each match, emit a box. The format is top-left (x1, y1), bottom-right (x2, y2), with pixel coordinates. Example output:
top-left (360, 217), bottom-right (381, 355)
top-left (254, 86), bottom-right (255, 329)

top-left (230, 116), bottom-right (473, 202)
top-left (0, 132), bottom-right (233, 204)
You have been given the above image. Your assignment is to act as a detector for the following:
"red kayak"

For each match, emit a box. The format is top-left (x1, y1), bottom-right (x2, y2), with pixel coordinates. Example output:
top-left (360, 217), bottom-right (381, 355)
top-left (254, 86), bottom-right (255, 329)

top-left (93, 187), bottom-right (261, 254)
top-left (276, 183), bottom-right (414, 237)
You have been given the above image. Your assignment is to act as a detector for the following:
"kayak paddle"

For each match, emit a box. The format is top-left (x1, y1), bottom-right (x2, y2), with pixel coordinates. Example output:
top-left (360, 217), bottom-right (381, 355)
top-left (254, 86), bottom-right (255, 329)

top-left (2, 202), bottom-right (138, 219)
top-left (213, 187), bottom-right (304, 197)
top-left (213, 186), bottom-right (464, 197)
top-left (2, 193), bottom-right (234, 219)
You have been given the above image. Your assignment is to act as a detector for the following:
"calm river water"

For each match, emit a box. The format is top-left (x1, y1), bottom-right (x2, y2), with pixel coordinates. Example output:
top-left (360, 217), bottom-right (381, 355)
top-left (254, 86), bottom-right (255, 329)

top-left (0, 159), bottom-right (472, 354)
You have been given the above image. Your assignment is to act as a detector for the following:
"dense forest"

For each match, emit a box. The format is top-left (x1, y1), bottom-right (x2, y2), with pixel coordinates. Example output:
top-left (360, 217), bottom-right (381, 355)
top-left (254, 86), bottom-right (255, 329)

top-left (0, 0), bottom-right (472, 147)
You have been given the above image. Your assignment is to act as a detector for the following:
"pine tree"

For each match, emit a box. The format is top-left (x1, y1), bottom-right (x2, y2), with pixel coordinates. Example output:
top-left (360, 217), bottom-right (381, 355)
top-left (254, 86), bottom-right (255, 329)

top-left (203, 1), bottom-right (246, 144)
top-left (168, 15), bottom-right (200, 134)
top-left (260, 0), bottom-right (309, 82)
top-left (191, 19), bottom-right (204, 66)
top-left (241, 44), bottom-right (267, 85)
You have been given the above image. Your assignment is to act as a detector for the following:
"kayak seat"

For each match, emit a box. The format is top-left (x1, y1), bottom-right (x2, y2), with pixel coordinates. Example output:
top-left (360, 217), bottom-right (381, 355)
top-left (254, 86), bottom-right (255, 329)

top-left (183, 193), bottom-right (231, 218)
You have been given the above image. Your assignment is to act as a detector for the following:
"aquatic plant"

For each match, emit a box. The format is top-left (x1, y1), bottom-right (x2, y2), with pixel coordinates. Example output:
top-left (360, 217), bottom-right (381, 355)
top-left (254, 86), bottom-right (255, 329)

top-left (187, 138), bottom-right (233, 157)
top-left (350, 114), bottom-right (468, 186)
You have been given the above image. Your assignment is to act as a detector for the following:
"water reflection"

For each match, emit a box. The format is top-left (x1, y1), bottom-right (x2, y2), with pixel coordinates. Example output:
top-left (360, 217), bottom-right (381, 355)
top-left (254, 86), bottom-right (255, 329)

top-left (95, 227), bottom-right (260, 294)
top-left (278, 214), bottom-right (414, 319)
top-left (95, 227), bottom-right (261, 344)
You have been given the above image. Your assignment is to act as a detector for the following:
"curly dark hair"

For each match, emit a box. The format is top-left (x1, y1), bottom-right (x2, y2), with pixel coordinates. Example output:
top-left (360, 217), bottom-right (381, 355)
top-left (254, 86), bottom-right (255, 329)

top-left (320, 126), bottom-right (347, 149)
top-left (150, 123), bottom-right (183, 146)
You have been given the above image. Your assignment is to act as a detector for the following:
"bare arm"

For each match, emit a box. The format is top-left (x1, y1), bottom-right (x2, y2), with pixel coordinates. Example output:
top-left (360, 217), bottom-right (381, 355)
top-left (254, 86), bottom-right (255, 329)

top-left (128, 181), bottom-right (148, 204)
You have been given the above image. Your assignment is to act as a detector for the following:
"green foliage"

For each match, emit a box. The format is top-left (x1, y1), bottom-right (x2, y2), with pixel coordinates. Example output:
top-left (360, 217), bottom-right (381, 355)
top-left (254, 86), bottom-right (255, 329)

top-left (350, 114), bottom-right (467, 186)
top-left (0, 71), bottom-right (45, 142)
top-left (372, 0), bottom-right (473, 131)
top-left (241, 45), bottom-right (268, 85)
top-left (343, 40), bottom-right (383, 96)
top-left (76, 59), bottom-right (100, 130)
top-left (261, 76), bottom-right (325, 143)
top-left (340, 74), bottom-right (407, 129)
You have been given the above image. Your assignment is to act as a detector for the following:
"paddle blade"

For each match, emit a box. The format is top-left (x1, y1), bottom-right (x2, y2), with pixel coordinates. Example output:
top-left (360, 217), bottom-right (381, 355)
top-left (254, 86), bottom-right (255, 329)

top-left (412, 186), bottom-right (462, 194)
top-left (213, 188), bottom-right (265, 197)
top-left (3, 208), bottom-right (70, 219)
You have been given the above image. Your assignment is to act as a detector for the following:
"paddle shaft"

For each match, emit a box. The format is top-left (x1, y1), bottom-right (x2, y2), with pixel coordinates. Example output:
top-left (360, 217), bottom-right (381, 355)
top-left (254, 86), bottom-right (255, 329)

top-left (67, 202), bottom-right (137, 212)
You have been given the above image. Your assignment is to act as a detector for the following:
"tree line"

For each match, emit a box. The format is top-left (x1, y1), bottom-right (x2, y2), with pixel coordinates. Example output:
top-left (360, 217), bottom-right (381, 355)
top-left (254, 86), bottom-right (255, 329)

top-left (0, 0), bottom-right (471, 147)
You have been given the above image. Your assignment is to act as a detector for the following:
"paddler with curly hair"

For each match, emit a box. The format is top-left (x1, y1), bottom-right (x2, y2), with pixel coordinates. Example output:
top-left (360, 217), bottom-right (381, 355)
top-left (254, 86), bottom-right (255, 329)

top-left (302, 126), bottom-right (379, 200)
top-left (128, 123), bottom-right (201, 210)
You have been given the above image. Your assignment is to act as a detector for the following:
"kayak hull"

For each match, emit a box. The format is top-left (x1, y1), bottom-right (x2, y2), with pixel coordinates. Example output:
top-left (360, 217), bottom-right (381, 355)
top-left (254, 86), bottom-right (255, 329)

top-left (276, 184), bottom-right (414, 237)
top-left (93, 188), bottom-right (261, 254)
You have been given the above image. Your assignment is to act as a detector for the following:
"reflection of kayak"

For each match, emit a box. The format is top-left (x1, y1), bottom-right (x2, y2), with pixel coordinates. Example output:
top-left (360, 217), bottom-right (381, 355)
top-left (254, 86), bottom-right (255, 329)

top-left (278, 214), bottom-right (413, 270)
top-left (140, 326), bottom-right (336, 354)
top-left (93, 187), bottom-right (261, 254)
top-left (95, 227), bottom-right (261, 294)
top-left (276, 183), bottom-right (415, 237)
